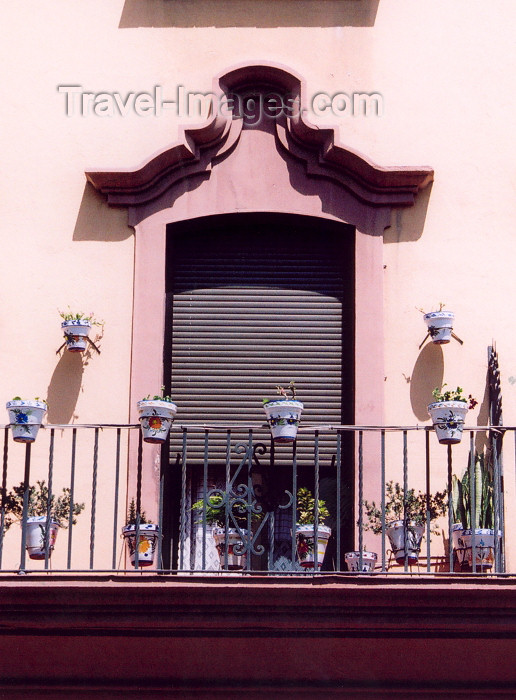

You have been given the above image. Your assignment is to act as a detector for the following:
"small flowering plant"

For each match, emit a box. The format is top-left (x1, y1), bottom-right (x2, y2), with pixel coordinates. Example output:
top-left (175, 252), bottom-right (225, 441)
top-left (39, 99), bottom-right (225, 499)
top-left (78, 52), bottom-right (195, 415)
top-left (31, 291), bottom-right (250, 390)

top-left (141, 387), bottom-right (176, 404)
top-left (59, 309), bottom-right (103, 326)
top-left (431, 385), bottom-right (477, 410)
top-left (262, 381), bottom-right (297, 405)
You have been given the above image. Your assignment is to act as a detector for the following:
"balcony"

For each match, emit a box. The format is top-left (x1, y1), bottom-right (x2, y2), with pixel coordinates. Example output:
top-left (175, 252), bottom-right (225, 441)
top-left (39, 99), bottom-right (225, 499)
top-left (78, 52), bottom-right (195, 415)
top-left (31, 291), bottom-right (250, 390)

top-left (0, 421), bottom-right (507, 577)
top-left (0, 421), bottom-right (515, 695)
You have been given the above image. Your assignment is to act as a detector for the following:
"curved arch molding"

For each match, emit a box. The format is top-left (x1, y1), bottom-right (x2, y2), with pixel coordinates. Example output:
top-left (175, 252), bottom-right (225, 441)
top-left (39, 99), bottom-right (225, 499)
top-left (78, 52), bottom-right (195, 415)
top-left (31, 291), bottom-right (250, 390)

top-left (86, 62), bottom-right (434, 232)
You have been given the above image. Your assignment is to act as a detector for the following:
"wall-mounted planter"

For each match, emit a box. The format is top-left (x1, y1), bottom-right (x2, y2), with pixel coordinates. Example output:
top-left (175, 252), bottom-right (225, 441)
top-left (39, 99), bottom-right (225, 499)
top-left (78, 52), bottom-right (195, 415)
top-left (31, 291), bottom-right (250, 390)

top-left (122, 523), bottom-right (160, 566)
top-left (61, 319), bottom-right (92, 353)
top-left (137, 399), bottom-right (177, 444)
top-left (427, 400), bottom-right (469, 445)
top-left (263, 399), bottom-right (304, 443)
top-left (423, 311), bottom-right (455, 344)
top-left (295, 524), bottom-right (331, 568)
top-left (212, 527), bottom-right (249, 570)
top-left (345, 550), bottom-right (378, 573)
top-left (6, 399), bottom-right (47, 443)
top-left (25, 516), bottom-right (59, 560)
top-left (386, 520), bottom-right (424, 565)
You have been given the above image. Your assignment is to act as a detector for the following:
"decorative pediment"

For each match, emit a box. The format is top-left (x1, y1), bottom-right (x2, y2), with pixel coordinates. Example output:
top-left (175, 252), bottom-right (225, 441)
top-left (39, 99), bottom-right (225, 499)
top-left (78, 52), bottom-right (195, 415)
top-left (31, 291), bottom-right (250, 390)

top-left (86, 62), bottom-right (433, 225)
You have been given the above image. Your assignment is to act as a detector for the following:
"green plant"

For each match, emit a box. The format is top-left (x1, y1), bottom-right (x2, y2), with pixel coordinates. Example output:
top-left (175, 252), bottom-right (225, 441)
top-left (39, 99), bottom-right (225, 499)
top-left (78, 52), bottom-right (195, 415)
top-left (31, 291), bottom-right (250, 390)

top-left (2, 480), bottom-right (85, 530)
top-left (452, 453), bottom-right (493, 530)
top-left (11, 396), bottom-right (47, 405)
top-left (296, 487), bottom-right (329, 525)
top-left (263, 381), bottom-right (297, 405)
top-left (59, 308), bottom-right (103, 325)
top-left (141, 386), bottom-right (176, 403)
top-left (125, 498), bottom-right (149, 526)
top-left (192, 492), bottom-right (261, 528)
top-left (363, 481), bottom-right (447, 535)
top-left (432, 385), bottom-right (477, 409)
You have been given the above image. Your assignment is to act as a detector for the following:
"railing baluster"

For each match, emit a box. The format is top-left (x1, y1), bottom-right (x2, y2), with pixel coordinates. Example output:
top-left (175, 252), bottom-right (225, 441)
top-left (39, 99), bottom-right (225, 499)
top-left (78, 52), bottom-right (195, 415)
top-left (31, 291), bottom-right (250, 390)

top-left (68, 428), bottom-right (78, 570)
top-left (111, 429), bottom-right (120, 571)
top-left (447, 444), bottom-right (454, 574)
top-left (19, 443), bottom-right (32, 573)
top-left (358, 430), bottom-right (363, 568)
top-left (380, 430), bottom-right (386, 572)
top-left (44, 428), bottom-right (55, 570)
top-left (89, 427), bottom-right (99, 570)
top-left (402, 430), bottom-right (408, 572)
top-left (336, 430), bottom-right (341, 573)
top-left (0, 427), bottom-right (9, 569)
top-left (425, 429), bottom-right (431, 573)
top-left (179, 428), bottom-right (187, 572)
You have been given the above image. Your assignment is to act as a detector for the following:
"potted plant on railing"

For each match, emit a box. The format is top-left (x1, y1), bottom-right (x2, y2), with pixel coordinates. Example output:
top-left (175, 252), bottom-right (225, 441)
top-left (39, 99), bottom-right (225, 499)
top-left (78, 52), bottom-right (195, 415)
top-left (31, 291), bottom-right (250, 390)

top-left (363, 481), bottom-right (447, 565)
top-left (295, 487), bottom-right (331, 569)
top-left (2, 480), bottom-right (85, 560)
top-left (59, 309), bottom-right (103, 353)
top-left (5, 397), bottom-right (48, 443)
top-left (137, 388), bottom-right (178, 444)
top-left (262, 382), bottom-right (303, 443)
top-left (192, 492), bottom-right (260, 571)
top-left (428, 385), bottom-right (478, 445)
top-left (452, 453), bottom-right (501, 571)
top-left (121, 498), bottom-right (160, 567)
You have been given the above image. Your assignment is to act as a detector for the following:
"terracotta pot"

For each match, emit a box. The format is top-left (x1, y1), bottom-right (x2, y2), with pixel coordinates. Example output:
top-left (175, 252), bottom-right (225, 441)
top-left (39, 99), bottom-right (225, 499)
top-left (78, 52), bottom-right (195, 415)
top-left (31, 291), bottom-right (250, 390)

top-left (295, 524), bottom-right (331, 568)
top-left (137, 399), bottom-right (177, 443)
top-left (263, 399), bottom-right (303, 442)
top-left (61, 319), bottom-right (92, 352)
top-left (427, 401), bottom-right (469, 444)
top-left (122, 523), bottom-right (160, 566)
top-left (6, 399), bottom-right (47, 443)
top-left (423, 311), bottom-right (455, 344)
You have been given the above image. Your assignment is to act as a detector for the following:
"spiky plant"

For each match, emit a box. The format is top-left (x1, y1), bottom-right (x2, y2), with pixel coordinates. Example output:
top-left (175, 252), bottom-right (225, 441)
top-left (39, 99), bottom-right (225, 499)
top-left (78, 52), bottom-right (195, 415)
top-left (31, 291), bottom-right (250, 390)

top-left (452, 453), bottom-right (494, 530)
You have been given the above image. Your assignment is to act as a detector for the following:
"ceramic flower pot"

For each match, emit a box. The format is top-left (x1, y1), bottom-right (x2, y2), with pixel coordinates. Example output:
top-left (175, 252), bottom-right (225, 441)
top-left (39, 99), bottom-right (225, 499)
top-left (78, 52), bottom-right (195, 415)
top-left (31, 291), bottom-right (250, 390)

top-left (423, 311), bottom-right (455, 344)
top-left (453, 527), bottom-right (501, 570)
top-left (6, 399), bottom-right (47, 443)
top-left (295, 524), bottom-right (331, 568)
top-left (61, 319), bottom-right (92, 352)
top-left (212, 527), bottom-right (249, 570)
top-left (345, 550), bottom-right (378, 573)
top-left (386, 520), bottom-right (424, 565)
top-left (137, 399), bottom-right (177, 443)
top-left (122, 523), bottom-right (160, 566)
top-left (263, 399), bottom-right (304, 442)
top-left (427, 401), bottom-right (469, 444)
top-left (25, 516), bottom-right (59, 560)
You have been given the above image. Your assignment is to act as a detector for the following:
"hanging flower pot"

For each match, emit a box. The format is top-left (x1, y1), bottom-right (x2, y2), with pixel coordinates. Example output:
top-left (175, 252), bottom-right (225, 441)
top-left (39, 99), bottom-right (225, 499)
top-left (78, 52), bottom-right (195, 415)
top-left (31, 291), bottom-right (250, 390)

top-left (24, 516), bottom-right (59, 560)
top-left (61, 319), bottom-right (92, 353)
top-left (386, 520), bottom-right (424, 565)
top-left (137, 396), bottom-right (177, 444)
top-left (295, 524), bottom-right (331, 568)
top-left (262, 382), bottom-right (303, 443)
top-left (345, 551), bottom-right (378, 573)
top-left (212, 527), bottom-right (249, 570)
top-left (6, 398), bottom-right (47, 443)
top-left (423, 310), bottom-right (455, 344)
top-left (122, 523), bottom-right (160, 567)
top-left (428, 386), bottom-right (477, 445)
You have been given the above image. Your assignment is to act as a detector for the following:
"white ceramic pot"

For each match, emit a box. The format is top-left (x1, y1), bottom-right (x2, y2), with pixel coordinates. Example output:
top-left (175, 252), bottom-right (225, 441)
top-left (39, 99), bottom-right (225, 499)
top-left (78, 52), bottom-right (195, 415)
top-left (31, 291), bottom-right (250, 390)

top-left (345, 550), bottom-right (378, 573)
top-left (212, 527), bottom-right (249, 570)
top-left (122, 523), bottom-right (160, 566)
top-left (6, 399), bottom-right (47, 443)
top-left (263, 399), bottom-right (304, 442)
top-left (61, 319), bottom-right (92, 352)
top-left (25, 516), bottom-right (59, 560)
top-left (453, 527), bottom-right (501, 569)
top-left (295, 524), bottom-right (331, 568)
top-left (423, 311), bottom-right (455, 344)
top-left (137, 399), bottom-right (177, 443)
top-left (386, 520), bottom-right (424, 564)
top-left (427, 401), bottom-right (469, 445)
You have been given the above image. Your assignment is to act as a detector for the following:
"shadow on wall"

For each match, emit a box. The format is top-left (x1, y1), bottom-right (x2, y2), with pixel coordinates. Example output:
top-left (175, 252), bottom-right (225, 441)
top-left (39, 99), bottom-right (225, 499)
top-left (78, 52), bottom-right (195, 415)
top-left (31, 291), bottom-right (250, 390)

top-left (410, 343), bottom-right (444, 422)
top-left (46, 353), bottom-right (84, 424)
top-left (383, 182), bottom-right (433, 244)
top-left (73, 182), bottom-right (133, 242)
top-left (119, 0), bottom-right (380, 28)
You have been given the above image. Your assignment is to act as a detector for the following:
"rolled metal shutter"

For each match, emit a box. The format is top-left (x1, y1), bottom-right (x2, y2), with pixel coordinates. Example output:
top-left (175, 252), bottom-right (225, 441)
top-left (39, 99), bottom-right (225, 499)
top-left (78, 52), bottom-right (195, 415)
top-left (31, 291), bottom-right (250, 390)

top-left (167, 214), bottom-right (353, 465)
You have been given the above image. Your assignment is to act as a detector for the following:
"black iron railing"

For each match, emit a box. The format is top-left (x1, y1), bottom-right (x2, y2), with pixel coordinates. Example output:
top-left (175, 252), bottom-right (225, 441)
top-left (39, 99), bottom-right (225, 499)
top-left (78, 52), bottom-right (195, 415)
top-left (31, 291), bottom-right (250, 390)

top-left (0, 423), bottom-right (507, 575)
